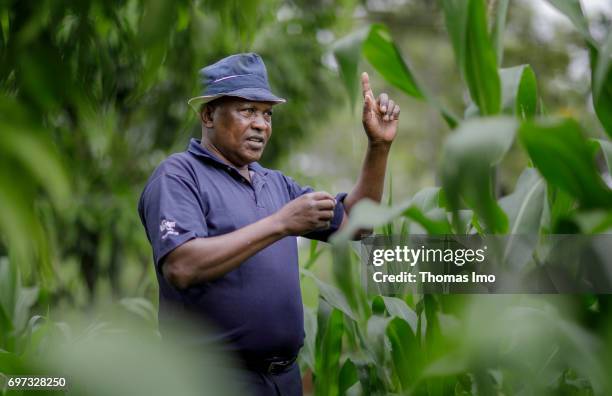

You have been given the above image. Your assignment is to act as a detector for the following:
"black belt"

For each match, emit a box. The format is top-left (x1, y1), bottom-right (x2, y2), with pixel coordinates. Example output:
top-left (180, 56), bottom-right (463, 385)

top-left (243, 356), bottom-right (297, 375)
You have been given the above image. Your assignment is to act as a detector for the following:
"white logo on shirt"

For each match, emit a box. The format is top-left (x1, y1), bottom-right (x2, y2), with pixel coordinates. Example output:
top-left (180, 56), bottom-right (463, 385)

top-left (160, 219), bottom-right (179, 240)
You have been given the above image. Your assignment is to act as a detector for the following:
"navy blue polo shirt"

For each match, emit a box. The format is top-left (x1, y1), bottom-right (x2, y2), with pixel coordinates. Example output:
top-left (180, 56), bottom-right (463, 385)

top-left (138, 138), bottom-right (346, 359)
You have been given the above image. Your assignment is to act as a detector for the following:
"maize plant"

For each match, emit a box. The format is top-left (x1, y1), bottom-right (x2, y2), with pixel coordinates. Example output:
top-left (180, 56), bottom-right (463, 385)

top-left (302, 1), bottom-right (612, 395)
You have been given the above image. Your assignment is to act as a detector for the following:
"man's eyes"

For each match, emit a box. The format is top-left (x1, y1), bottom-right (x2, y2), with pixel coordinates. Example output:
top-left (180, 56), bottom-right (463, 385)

top-left (241, 108), bottom-right (273, 117)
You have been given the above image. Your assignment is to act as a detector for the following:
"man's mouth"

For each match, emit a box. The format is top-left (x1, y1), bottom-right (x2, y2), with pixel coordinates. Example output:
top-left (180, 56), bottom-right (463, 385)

top-left (246, 136), bottom-right (265, 143)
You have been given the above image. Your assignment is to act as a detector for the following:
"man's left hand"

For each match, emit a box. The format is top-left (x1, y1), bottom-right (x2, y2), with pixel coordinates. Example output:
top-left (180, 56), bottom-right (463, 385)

top-left (361, 72), bottom-right (400, 147)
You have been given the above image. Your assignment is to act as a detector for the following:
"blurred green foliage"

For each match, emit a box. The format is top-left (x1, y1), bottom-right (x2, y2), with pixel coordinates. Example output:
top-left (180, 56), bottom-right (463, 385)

top-left (297, 0), bottom-right (612, 394)
top-left (1, 0), bottom-right (612, 395)
top-left (0, 0), bottom-right (357, 303)
top-left (0, 254), bottom-right (240, 396)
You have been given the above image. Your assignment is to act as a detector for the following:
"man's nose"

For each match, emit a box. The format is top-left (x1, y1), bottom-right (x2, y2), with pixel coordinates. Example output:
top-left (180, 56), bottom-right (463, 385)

top-left (251, 113), bottom-right (269, 131)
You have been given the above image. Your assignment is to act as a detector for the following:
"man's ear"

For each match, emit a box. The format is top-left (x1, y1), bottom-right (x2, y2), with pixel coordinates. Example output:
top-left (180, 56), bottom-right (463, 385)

top-left (200, 104), bottom-right (215, 128)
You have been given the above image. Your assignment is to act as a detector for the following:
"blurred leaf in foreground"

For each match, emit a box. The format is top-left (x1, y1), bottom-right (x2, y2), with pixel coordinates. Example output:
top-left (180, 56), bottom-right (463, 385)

top-left (441, 0), bottom-right (501, 115)
top-left (519, 118), bottom-right (612, 209)
top-left (500, 64), bottom-right (538, 119)
top-left (590, 32), bottom-right (612, 139)
top-left (441, 117), bottom-right (517, 233)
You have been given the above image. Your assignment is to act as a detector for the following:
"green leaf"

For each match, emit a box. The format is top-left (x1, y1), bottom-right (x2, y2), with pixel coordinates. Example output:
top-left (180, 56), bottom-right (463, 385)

top-left (333, 196), bottom-right (452, 242)
top-left (422, 352), bottom-right (468, 378)
top-left (352, 361), bottom-right (387, 395)
top-left (402, 207), bottom-right (452, 235)
top-left (366, 316), bottom-right (392, 365)
top-left (371, 296), bottom-right (386, 316)
top-left (304, 240), bottom-right (323, 270)
top-left (138, 0), bottom-right (177, 48)
top-left (12, 286), bottom-right (38, 333)
top-left (593, 31), bottom-right (612, 100)
top-left (590, 34), bottom-right (612, 138)
top-left (498, 168), bottom-right (546, 269)
top-left (332, 26), bottom-right (370, 111)
top-left (464, 0), bottom-right (501, 115)
top-left (591, 139), bottom-right (612, 175)
top-left (0, 302), bottom-right (13, 348)
top-left (20, 315), bottom-right (51, 360)
top-left (315, 309), bottom-right (344, 396)
top-left (384, 173), bottom-right (394, 237)
top-left (362, 24), bottom-right (424, 99)
top-left (332, 187), bottom-right (450, 242)
top-left (442, 0), bottom-right (501, 115)
top-left (302, 269), bottom-right (356, 321)
top-left (574, 210), bottom-right (612, 233)
top-left (0, 350), bottom-right (25, 373)
top-left (441, 117), bottom-right (517, 233)
top-left (341, 316), bottom-right (363, 359)
top-left (333, 24), bottom-right (459, 128)
top-left (441, 0), bottom-right (469, 69)
top-left (309, 239), bottom-right (318, 259)
top-left (331, 241), bottom-right (370, 322)
top-left (119, 298), bottom-right (158, 326)
top-left (338, 358), bottom-right (358, 395)
top-left (545, 0), bottom-right (593, 44)
top-left (386, 317), bottom-right (421, 391)
top-left (0, 99), bottom-right (70, 267)
top-left (410, 187), bottom-right (447, 212)
top-left (500, 65), bottom-right (537, 119)
top-left (519, 118), bottom-right (612, 208)
top-left (362, 24), bottom-right (459, 127)
top-left (0, 128), bottom-right (70, 208)
top-left (134, 0), bottom-right (177, 96)
top-left (0, 258), bottom-right (17, 323)
top-left (499, 168), bottom-right (546, 235)
top-left (381, 296), bottom-right (418, 334)
top-left (0, 170), bottom-right (48, 266)
top-left (543, 185), bottom-right (576, 232)
top-left (490, 0), bottom-right (509, 65)
top-left (548, 0), bottom-right (612, 136)
top-left (302, 306), bottom-right (318, 371)
top-left (38, 325), bottom-right (239, 395)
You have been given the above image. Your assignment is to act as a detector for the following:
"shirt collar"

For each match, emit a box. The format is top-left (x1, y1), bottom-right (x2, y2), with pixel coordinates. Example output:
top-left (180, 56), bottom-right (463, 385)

top-left (187, 138), bottom-right (269, 176)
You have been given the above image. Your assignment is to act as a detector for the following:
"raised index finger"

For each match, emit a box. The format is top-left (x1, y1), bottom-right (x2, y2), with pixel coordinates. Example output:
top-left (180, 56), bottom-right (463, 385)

top-left (361, 72), bottom-right (374, 100)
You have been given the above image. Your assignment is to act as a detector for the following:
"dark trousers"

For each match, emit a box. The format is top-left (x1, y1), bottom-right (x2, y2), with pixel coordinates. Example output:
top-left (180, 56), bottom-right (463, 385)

top-left (236, 361), bottom-right (303, 396)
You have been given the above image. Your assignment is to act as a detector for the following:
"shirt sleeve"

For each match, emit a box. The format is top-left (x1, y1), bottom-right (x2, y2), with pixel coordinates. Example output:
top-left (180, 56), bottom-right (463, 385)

top-left (283, 175), bottom-right (347, 242)
top-left (138, 173), bottom-right (208, 269)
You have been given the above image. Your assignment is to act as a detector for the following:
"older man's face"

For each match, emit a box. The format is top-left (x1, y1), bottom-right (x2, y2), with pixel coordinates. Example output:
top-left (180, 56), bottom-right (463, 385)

top-left (205, 98), bottom-right (274, 167)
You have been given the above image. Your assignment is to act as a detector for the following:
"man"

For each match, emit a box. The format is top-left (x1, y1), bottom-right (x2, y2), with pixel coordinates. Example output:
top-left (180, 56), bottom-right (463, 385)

top-left (138, 53), bottom-right (400, 396)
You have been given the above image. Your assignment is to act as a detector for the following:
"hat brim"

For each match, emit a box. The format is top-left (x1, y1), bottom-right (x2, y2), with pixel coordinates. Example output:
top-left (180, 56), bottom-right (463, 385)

top-left (188, 88), bottom-right (286, 112)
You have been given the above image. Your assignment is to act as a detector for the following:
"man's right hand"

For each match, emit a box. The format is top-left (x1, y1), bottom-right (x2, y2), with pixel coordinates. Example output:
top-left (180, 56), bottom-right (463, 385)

top-left (275, 192), bottom-right (336, 236)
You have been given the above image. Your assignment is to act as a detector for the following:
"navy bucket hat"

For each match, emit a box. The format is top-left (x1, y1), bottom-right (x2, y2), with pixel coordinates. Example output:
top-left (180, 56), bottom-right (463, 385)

top-left (188, 53), bottom-right (286, 112)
